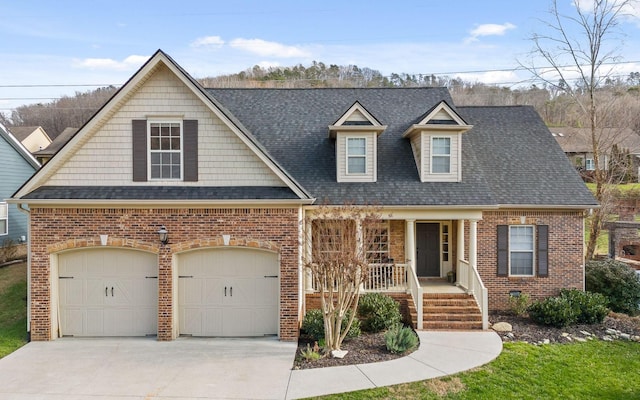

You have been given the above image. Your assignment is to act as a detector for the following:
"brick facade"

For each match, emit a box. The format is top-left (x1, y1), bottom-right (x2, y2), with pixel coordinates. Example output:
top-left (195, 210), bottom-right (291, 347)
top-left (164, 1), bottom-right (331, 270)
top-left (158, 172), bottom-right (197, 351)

top-left (477, 210), bottom-right (585, 310)
top-left (29, 206), bottom-right (300, 341)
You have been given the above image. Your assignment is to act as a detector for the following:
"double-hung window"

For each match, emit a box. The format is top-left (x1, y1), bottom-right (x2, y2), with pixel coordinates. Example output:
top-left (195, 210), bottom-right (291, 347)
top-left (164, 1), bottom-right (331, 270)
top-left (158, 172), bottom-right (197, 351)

top-left (431, 137), bottom-right (451, 173)
top-left (149, 121), bottom-right (182, 180)
top-left (365, 222), bottom-right (390, 263)
top-left (347, 137), bottom-right (366, 174)
top-left (585, 158), bottom-right (595, 171)
top-left (0, 202), bottom-right (7, 235)
top-left (509, 225), bottom-right (534, 276)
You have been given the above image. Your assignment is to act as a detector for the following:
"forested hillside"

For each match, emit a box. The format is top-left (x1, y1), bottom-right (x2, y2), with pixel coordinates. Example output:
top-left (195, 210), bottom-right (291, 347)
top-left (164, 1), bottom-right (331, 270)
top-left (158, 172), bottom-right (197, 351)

top-left (2, 62), bottom-right (639, 138)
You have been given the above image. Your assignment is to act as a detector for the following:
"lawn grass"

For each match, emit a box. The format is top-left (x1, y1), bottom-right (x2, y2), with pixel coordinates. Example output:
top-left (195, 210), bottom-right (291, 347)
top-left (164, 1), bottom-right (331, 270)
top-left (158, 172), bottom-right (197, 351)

top-left (308, 341), bottom-right (640, 399)
top-left (0, 262), bottom-right (28, 358)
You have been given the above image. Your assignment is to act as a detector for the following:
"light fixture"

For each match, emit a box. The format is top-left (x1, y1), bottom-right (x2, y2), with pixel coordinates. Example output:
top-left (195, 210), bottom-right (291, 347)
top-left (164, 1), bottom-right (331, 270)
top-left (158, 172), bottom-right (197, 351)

top-left (157, 225), bottom-right (169, 245)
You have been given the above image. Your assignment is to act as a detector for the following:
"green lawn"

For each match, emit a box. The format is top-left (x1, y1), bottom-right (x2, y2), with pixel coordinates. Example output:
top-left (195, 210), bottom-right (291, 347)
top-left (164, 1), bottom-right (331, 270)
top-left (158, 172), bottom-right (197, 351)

top-left (309, 340), bottom-right (640, 399)
top-left (0, 262), bottom-right (28, 358)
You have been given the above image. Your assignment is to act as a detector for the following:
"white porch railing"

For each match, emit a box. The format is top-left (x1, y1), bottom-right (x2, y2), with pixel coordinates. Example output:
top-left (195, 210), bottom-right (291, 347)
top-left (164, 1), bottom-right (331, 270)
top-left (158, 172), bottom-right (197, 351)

top-left (362, 263), bottom-right (408, 292)
top-left (309, 263), bottom-right (409, 293)
top-left (406, 263), bottom-right (423, 330)
top-left (457, 259), bottom-right (489, 330)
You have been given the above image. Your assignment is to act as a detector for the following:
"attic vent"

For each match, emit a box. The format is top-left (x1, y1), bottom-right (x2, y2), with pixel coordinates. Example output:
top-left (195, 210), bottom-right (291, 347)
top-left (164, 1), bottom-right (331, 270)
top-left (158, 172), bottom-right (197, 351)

top-left (343, 121), bottom-right (374, 126)
top-left (427, 119), bottom-right (459, 125)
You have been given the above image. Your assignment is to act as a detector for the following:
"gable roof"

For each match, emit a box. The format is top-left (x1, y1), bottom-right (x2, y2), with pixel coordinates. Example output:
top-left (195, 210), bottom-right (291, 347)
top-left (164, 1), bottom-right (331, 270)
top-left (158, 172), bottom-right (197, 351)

top-left (208, 88), bottom-right (595, 207)
top-left (0, 123), bottom-right (40, 169)
top-left (33, 127), bottom-right (78, 157)
top-left (551, 127), bottom-right (640, 155)
top-left (7, 126), bottom-right (50, 142)
top-left (13, 50), bottom-right (312, 202)
top-left (459, 106), bottom-right (595, 206)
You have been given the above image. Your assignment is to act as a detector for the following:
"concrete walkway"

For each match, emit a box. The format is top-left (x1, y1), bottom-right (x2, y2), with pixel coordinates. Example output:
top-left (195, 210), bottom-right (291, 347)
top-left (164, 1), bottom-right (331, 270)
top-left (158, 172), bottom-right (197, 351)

top-left (0, 331), bottom-right (502, 400)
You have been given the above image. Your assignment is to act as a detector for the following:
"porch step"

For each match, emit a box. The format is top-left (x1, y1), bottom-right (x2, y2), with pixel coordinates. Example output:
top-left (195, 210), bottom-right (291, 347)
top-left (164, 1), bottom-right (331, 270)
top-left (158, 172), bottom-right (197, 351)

top-left (411, 293), bottom-right (483, 330)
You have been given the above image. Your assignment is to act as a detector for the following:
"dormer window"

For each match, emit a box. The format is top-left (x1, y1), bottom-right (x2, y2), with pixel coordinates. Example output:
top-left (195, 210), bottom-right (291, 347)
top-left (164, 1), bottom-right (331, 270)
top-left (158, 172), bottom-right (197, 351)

top-left (347, 137), bottom-right (367, 174)
top-left (329, 101), bottom-right (387, 183)
top-left (431, 137), bottom-right (451, 174)
top-left (403, 101), bottom-right (472, 183)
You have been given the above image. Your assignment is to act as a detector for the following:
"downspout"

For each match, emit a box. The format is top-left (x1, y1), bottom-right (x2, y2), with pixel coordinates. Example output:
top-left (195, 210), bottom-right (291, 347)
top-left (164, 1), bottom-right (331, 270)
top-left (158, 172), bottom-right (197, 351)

top-left (16, 203), bottom-right (31, 341)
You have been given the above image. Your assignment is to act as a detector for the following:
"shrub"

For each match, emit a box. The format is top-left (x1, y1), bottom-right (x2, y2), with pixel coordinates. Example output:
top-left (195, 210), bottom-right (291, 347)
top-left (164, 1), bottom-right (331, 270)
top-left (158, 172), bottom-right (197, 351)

top-left (559, 288), bottom-right (609, 324)
top-left (507, 292), bottom-right (530, 316)
top-left (384, 324), bottom-right (419, 354)
top-left (528, 296), bottom-right (577, 327)
top-left (357, 293), bottom-right (402, 332)
top-left (301, 309), bottom-right (361, 340)
top-left (586, 259), bottom-right (640, 315)
top-left (299, 343), bottom-right (323, 361)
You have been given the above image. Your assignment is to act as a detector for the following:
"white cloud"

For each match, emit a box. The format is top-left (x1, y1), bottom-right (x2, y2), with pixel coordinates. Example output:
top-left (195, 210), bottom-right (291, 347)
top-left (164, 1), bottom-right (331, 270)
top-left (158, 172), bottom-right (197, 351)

top-left (73, 55), bottom-right (148, 71)
top-left (573, 0), bottom-right (640, 25)
top-left (229, 38), bottom-right (310, 58)
top-left (465, 23), bottom-right (516, 43)
top-left (190, 36), bottom-right (225, 49)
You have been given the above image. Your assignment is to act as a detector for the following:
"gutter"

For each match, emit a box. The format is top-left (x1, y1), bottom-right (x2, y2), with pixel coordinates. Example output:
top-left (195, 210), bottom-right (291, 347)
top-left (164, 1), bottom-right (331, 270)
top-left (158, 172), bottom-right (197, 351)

top-left (7, 198), bottom-right (316, 207)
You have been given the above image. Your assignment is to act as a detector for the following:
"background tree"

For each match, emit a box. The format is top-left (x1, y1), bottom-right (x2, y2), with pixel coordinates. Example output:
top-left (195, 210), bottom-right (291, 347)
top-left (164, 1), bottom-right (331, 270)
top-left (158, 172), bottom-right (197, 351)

top-left (520, 0), bottom-right (634, 260)
top-left (302, 205), bottom-right (384, 353)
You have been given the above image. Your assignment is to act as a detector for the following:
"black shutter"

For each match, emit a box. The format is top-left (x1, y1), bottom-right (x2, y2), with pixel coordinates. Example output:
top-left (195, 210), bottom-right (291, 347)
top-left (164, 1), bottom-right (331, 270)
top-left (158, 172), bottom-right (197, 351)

top-left (132, 120), bottom-right (147, 182)
top-left (497, 225), bottom-right (509, 277)
top-left (537, 225), bottom-right (549, 277)
top-left (183, 120), bottom-right (198, 182)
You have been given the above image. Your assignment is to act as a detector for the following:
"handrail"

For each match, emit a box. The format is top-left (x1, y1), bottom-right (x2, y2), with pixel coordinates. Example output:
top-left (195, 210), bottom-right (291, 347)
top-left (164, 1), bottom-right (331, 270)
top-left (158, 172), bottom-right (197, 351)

top-left (406, 262), bottom-right (423, 330)
top-left (457, 259), bottom-right (488, 330)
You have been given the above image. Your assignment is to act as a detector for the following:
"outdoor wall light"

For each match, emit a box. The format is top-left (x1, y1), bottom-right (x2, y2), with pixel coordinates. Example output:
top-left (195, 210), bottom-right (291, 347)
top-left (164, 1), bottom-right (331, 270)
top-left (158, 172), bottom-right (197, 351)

top-left (157, 225), bottom-right (169, 245)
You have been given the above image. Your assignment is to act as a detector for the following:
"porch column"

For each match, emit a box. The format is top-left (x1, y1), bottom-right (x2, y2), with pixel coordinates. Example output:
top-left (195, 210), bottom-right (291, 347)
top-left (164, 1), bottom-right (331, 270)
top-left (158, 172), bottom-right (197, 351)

top-left (468, 219), bottom-right (478, 293)
top-left (406, 219), bottom-right (416, 271)
top-left (304, 219), bottom-right (313, 292)
top-left (457, 219), bottom-right (465, 262)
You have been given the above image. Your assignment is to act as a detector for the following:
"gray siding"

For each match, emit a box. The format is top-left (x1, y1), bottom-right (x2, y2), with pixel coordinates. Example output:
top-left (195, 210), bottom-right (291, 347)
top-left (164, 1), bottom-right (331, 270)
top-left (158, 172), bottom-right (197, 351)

top-left (0, 134), bottom-right (37, 243)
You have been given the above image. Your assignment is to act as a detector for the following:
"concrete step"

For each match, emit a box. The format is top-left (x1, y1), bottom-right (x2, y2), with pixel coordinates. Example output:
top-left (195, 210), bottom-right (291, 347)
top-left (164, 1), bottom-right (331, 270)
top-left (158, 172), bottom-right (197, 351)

top-left (423, 320), bottom-right (484, 330)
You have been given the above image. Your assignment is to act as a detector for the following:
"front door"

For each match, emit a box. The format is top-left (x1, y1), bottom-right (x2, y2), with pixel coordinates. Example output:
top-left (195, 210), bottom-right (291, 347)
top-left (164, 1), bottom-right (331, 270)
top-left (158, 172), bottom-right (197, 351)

top-left (416, 223), bottom-right (440, 277)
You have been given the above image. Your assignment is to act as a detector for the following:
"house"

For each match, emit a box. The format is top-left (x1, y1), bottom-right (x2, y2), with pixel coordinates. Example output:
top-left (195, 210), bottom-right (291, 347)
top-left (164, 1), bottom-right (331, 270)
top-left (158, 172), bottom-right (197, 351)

top-left (10, 50), bottom-right (597, 342)
top-left (7, 126), bottom-right (52, 154)
top-left (33, 127), bottom-right (78, 165)
top-left (552, 127), bottom-right (640, 182)
top-left (0, 123), bottom-right (39, 245)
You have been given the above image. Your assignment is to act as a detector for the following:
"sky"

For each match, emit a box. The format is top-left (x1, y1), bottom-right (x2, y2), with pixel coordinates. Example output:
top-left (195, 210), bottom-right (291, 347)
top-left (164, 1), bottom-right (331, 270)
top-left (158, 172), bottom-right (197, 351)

top-left (1, 0), bottom-right (640, 118)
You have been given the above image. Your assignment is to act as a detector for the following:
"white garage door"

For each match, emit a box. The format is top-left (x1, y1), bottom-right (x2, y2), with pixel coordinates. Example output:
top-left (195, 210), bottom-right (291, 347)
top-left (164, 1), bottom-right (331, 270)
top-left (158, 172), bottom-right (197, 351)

top-left (58, 248), bottom-right (158, 337)
top-left (178, 248), bottom-right (279, 337)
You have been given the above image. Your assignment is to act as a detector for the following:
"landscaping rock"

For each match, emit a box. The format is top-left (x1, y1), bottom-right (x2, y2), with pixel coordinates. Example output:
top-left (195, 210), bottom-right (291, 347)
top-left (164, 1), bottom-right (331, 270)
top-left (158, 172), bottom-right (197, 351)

top-left (492, 322), bottom-right (513, 332)
top-left (331, 350), bottom-right (348, 359)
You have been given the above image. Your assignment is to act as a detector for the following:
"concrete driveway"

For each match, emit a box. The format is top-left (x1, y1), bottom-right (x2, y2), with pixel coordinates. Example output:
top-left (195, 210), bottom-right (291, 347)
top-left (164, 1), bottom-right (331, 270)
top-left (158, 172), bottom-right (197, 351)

top-left (0, 337), bottom-right (297, 400)
top-left (0, 331), bottom-right (502, 399)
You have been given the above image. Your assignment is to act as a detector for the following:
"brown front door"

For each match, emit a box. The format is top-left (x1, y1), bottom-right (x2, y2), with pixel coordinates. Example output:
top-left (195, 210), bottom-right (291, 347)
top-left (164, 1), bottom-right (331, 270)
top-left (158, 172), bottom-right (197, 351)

top-left (416, 223), bottom-right (440, 277)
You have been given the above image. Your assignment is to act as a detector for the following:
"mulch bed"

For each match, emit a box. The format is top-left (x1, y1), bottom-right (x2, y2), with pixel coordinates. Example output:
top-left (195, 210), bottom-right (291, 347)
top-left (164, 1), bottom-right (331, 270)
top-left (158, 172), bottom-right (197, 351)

top-left (292, 312), bottom-right (640, 370)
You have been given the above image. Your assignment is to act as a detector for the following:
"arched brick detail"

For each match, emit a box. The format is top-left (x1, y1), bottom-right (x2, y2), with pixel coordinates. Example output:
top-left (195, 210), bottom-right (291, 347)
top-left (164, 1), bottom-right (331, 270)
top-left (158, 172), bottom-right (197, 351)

top-left (47, 237), bottom-right (159, 254)
top-left (171, 237), bottom-right (281, 254)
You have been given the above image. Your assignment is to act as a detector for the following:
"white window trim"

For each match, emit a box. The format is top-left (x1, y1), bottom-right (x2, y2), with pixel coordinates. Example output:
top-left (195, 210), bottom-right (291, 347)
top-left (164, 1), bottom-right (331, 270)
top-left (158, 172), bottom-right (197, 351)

top-left (585, 157), bottom-right (595, 171)
top-left (509, 225), bottom-right (535, 277)
top-left (365, 221), bottom-right (391, 263)
top-left (346, 136), bottom-right (367, 175)
top-left (0, 202), bottom-right (7, 236)
top-left (430, 137), bottom-right (451, 174)
top-left (147, 119), bottom-right (184, 181)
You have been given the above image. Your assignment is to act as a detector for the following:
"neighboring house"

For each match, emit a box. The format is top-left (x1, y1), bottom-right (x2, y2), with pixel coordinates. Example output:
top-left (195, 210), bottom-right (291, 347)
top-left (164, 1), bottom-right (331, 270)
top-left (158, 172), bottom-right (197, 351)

top-left (7, 126), bottom-right (52, 154)
top-left (33, 127), bottom-right (78, 165)
top-left (552, 127), bottom-right (640, 181)
top-left (0, 123), bottom-right (40, 245)
top-left (10, 50), bottom-right (597, 342)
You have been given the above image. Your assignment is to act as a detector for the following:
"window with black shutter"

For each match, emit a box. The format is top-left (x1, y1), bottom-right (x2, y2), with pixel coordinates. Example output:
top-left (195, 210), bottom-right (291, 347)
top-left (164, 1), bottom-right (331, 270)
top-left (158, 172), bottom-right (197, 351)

top-left (131, 119), bottom-right (198, 182)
